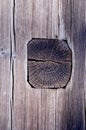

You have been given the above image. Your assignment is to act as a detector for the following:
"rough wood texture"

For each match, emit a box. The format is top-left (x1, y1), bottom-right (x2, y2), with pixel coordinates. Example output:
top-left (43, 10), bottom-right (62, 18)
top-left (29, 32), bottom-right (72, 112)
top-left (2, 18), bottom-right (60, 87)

top-left (0, 0), bottom-right (86, 130)
top-left (63, 0), bottom-right (86, 129)
top-left (0, 0), bottom-right (11, 130)
top-left (27, 38), bottom-right (72, 89)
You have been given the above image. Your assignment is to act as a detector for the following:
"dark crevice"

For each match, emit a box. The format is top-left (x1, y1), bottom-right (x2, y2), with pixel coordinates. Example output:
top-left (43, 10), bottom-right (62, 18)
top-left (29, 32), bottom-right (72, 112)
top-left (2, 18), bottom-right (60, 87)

top-left (10, 59), bottom-right (15, 130)
top-left (10, 0), bottom-right (16, 129)
top-left (10, 22), bottom-right (14, 130)
top-left (10, 31), bottom-right (12, 69)
top-left (28, 58), bottom-right (72, 64)
top-left (10, 101), bottom-right (13, 130)
top-left (12, 59), bottom-right (14, 106)
top-left (85, 110), bottom-right (86, 130)
top-left (13, 0), bottom-right (16, 53)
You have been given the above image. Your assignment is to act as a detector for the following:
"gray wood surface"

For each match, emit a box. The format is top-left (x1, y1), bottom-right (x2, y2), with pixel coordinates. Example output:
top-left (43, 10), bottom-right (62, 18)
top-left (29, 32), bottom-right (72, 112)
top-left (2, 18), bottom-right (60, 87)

top-left (0, 0), bottom-right (11, 130)
top-left (0, 0), bottom-right (86, 130)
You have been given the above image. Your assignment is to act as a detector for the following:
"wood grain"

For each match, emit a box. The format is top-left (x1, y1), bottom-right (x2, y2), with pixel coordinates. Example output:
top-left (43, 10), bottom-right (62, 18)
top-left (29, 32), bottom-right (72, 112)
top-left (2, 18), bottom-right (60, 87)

top-left (63, 0), bottom-right (86, 129)
top-left (0, 0), bottom-right (86, 129)
top-left (27, 38), bottom-right (72, 89)
top-left (12, 0), bottom-right (86, 129)
top-left (0, 0), bottom-right (11, 130)
top-left (12, 0), bottom-right (86, 130)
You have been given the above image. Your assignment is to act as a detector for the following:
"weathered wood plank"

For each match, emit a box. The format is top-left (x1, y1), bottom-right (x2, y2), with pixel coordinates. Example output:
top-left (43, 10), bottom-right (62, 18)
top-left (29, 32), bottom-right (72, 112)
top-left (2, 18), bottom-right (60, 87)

top-left (63, 0), bottom-right (85, 129)
top-left (0, 0), bottom-right (11, 130)
top-left (84, 0), bottom-right (86, 126)
top-left (62, 0), bottom-right (86, 129)
top-left (12, 0), bottom-right (86, 130)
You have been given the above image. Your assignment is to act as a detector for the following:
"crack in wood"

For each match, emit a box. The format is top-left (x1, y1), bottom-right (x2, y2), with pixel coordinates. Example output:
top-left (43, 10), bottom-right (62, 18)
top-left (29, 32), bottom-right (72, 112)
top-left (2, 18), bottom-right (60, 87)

top-left (28, 58), bottom-right (72, 64)
top-left (27, 38), bottom-right (72, 89)
top-left (13, 0), bottom-right (16, 53)
top-left (10, 0), bottom-right (16, 129)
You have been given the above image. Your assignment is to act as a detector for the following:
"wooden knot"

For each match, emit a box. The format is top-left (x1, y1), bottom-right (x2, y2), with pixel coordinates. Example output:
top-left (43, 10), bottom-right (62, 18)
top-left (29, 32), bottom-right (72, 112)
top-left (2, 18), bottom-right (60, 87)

top-left (27, 38), bottom-right (72, 89)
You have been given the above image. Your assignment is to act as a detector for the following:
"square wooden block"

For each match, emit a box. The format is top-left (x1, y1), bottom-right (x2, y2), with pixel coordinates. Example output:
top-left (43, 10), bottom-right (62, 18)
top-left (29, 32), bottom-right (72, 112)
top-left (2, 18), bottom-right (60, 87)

top-left (27, 38), bottom-right (72, 89)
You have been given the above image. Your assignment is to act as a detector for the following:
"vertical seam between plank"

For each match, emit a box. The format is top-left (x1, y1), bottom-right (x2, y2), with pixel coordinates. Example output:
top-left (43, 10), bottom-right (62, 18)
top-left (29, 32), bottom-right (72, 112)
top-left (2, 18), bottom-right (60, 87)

top-left (10, 0), bottom-right (16, 129)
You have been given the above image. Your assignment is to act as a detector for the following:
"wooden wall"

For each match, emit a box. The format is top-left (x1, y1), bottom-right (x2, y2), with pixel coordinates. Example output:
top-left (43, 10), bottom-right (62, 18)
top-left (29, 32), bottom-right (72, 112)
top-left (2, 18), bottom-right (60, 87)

top-left (0, 0), bottom-right (86, 130)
